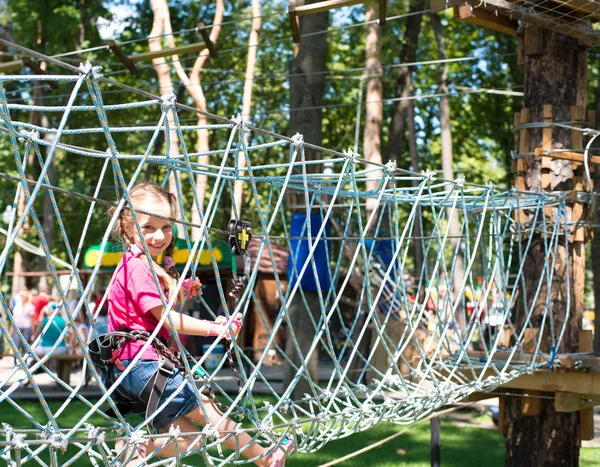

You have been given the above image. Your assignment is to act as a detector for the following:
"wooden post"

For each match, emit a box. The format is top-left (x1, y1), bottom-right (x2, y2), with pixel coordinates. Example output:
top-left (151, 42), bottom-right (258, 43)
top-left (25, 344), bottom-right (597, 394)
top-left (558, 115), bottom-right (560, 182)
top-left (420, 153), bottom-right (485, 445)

top-left (505, 30), bottom-right (587, 466)
top-left (431, 416), bottom-right (441, 467)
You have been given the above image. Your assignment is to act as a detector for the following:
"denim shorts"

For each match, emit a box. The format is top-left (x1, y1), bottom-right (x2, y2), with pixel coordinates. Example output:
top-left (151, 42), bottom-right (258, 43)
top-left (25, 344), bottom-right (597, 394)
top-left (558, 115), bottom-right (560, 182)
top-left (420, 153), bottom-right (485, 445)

top-left (112, 359), bottom-right (201, 430)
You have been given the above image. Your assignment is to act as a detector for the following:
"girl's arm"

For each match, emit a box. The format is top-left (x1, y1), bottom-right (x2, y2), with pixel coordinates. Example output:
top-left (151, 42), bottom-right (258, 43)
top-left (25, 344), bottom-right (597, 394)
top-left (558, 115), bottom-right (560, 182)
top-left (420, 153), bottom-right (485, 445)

top-left (149, 306), bottom-right (241, 338)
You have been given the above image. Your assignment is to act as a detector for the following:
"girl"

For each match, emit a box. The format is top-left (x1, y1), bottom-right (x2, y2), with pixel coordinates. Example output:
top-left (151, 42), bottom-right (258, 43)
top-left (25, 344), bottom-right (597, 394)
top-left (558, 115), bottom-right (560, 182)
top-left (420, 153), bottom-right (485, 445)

top-left (106, 182), bottom-right (292, 466)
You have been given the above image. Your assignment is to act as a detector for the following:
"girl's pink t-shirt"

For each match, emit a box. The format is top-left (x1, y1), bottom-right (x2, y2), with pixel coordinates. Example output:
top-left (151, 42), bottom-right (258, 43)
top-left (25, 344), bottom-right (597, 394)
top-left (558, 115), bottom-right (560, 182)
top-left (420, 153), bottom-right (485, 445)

top-left (108, 245), bottom-right (170, 361)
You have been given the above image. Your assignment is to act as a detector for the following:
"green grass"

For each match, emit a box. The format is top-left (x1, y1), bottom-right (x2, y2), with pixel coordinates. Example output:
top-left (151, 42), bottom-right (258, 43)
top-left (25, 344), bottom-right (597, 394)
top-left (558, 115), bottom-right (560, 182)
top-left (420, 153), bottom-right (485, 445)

top-left (2, 400), bottom-right (599, 466)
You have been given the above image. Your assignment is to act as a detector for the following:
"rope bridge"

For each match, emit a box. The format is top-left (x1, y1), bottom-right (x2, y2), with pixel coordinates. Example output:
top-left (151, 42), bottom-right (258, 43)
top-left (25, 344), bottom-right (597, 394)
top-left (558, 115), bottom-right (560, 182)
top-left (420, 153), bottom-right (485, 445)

top-left (0, 59), bottom-right (571, 466)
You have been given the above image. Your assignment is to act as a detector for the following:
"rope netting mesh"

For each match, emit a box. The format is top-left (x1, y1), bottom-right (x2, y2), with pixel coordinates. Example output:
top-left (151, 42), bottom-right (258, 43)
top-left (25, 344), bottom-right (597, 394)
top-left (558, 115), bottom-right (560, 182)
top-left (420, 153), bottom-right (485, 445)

top-left (0, 61), bottom-right (572, 466)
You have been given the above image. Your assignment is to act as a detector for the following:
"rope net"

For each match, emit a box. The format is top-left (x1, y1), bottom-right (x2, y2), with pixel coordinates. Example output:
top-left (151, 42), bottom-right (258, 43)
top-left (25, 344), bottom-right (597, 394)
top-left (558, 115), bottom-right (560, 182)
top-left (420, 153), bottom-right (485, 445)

top-left (0, 64), bottom-right (571, 466)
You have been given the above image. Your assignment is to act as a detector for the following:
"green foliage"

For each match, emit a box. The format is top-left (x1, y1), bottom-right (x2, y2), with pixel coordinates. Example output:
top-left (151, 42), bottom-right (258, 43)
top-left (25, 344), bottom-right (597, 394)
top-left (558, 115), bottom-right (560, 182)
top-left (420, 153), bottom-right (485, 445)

top-left (0, 0), bottom-right (523, 280)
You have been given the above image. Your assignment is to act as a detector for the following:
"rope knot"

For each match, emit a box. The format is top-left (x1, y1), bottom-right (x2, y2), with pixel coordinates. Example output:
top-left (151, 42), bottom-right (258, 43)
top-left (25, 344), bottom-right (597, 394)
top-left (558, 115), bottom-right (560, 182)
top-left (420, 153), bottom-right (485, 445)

top-left (18, 129), bottom-right (39, 142)
top-left (290, 133), bottom-right (304, 147)
top-left (12, 433), bottom-right (27, 450)
top-left (202, 424), bottom-right (219, 440)
top-left (343, 148), bottom-right (359, 164)
top-left (231, 113), bottom-right (251, 133)
top-left (160, 92), bottom-right (177, 111)
top-left (85, 424), bottom-right (104, 444)
top-left (49, 433), bottom-right (68, 451)
top-left (168, 424), bottom-right (181, 439)
top-left (421, 169), bottom-right (437, 181)
top-left (128, 429), bottom-right (146, 446)
top-left (385, 160), bottom-right (397, 174)
top-left (78, 61), bottom-right (103, 79)
top-left (455, 176), bottom-right (466, 187)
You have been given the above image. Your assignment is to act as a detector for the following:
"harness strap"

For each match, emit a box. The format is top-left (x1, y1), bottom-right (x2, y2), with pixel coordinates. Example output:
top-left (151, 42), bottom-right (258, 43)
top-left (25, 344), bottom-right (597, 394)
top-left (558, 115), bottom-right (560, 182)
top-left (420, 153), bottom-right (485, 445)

top-left (132, 357), bottom-right (175, 420)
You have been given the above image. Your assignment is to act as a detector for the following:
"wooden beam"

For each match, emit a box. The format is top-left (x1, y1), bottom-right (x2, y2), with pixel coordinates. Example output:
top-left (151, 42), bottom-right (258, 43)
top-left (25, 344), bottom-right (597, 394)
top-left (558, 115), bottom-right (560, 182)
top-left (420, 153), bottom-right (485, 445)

top-left (294, 0), bottom-right (374, 16)
top-left (524, 27), bottom-right (544, 57)
top-left (534, 147), bottom-right (600, 166)
top-left (555, 392), bottom-right (600, 412)
top-left (580, 330), bottom-right (593, 353)
top-left (0, 60), bottom-right (23, 73)
top-left (502, 370), bottom-right (600, 396)
top-left (127, 41), bottom-right (207, 64)
top-left (454, 4), bottom-right (518, 35)
top-left (521, 390), bottom-right (542, 416)
top-left (378, 0), bottom-right (386, 25)
top-left (581, 407), bottom-right (595, 440)
top-left (430, 0), bottom-right (465, 13)
top-left (464, 0), bottom-right (600, 44)
top-left (197, 22), bottom-right (217, 59)
top-left (289, 1), bottom-right (300, 44)
top-left (106, 40), bottom-right (137, 75)
top-left (551, 0), bottom-right (600, 20)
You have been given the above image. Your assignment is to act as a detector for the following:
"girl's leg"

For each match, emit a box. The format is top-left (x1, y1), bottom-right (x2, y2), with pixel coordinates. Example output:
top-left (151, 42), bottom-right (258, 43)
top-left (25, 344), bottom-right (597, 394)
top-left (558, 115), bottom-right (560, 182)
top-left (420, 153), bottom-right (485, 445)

top-left (183, 396), bottom-right (273, 466)
top-left (142, 395), bottom-right (288, 467)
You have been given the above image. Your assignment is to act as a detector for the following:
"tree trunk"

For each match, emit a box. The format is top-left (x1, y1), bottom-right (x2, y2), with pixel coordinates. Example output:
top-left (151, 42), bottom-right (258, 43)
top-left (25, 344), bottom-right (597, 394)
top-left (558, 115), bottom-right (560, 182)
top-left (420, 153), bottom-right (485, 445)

top-left (384, 0), bottom-right (425, 165)
top-left (504, 31), bottom-right (587, 466)
top-left (593, 85), bottom-right (600, 354)
top-left (363, 7), bottom-right (383, 217)
top-left (148, 0), bottom-right (183, 238)
top-left (178, 1), bottom-right (224, 241)
top-left (284, 0), bottom-right (329, 401)
top-left (431, 13), bottom-right (465, 332)
top-left (34, 94), bottom-right (57, 291)
top-left (232, 0), bottom-right (261, 217)
top-left (385, 0), bottom-right (425, 277)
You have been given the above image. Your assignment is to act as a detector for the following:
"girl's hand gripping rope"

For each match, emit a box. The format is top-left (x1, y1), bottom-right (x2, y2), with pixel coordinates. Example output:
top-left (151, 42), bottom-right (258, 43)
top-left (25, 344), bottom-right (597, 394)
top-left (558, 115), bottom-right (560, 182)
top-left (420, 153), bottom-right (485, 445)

top-left (181, 278), bottom-right (202, 298)
top-left (206, 313), bottom-right (243, 340)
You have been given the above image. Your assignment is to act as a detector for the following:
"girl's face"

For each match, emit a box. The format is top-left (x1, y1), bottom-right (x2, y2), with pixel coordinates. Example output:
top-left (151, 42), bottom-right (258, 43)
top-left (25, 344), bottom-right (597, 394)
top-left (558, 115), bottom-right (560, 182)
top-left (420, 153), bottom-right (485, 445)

top-left (124, 197), bottom-right (174, 260)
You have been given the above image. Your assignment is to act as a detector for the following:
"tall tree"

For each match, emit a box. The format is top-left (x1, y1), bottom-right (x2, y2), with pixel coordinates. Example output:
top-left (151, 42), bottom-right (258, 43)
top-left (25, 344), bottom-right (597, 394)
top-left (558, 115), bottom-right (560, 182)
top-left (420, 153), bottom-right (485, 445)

top-left (284, 0), bottom-right (329, 401)
top-left (232, 0), bottom-right (261, 217)
top-left (504, 31), bottom-right (587, 465)
top-left (363, 6), bottom-right (383, 216)
top-left (384, 0), bottom-right (426, 277)
top-left (384, 0), bottom-right (425, 165)
top-left (431, 13), bottom-right (465, 331)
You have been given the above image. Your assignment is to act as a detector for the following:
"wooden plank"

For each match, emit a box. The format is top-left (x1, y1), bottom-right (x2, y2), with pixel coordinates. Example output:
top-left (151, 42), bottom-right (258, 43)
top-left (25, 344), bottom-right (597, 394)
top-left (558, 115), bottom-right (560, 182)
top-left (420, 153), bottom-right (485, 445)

top-left (523, 328), bottom-right (541, 353)
top-left (522, 390), bottom-right (542, 416)
top-left (551, 0), bottom-right (600, 20)
top-left (518, 109), bottom-right (531, 172)
top-left (464, 0), bottom-right (600, 44)
top-left (524, 26), bottom-right (544, 56)
top-left (431, 0), bottom-right (466, 13)
top-left (498, 395), bottom-right (506, 436)
top-left (106, 40), bottom-right (137, 75)
top-left (466, 392), bottom-right (498, 402)
top-left (289, 1), bottom-right (300, 44)
top-left (534, 148), bottom-right (600, 166)
top-left (579, 329), bottom-right (593, 352)
top-left (294, 0), bottom-right (373, 16)
top-left (581, 407), bottom-right (595, 440)
top-left (571, 105), bottom-right (585, 168)
top-left (502, 370), bottom-right (600, 396)
top-left (555, 392), bottom-right (600, 412)
top-left (454, 4), bottom-right (517, 35)
top-left (378, 0), bottom-right (386, 25)
top-left (197, 22), bottom-right (217, 59)
top-left (128, 41), bottom-right (207, 64)
top-left (0, 60), bottom-right (23, 73)
top-left (571, 106), bottom-right (586, 241)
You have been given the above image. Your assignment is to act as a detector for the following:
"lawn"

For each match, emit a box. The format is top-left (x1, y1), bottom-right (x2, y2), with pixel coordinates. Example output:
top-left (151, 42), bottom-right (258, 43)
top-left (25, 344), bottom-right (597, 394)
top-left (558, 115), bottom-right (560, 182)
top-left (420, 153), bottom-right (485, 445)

top-left (1, 400), bottom-right (598, 466)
